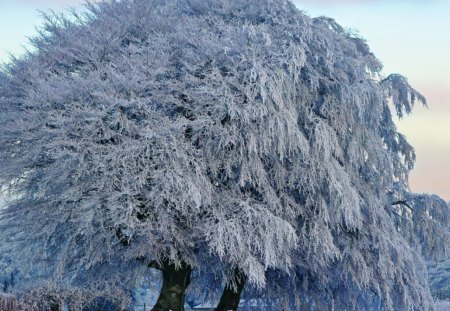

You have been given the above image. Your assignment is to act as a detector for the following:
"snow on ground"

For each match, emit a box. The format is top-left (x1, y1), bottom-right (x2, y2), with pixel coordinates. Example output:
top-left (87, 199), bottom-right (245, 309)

top-left (436, 300), bottom-right (450, 311)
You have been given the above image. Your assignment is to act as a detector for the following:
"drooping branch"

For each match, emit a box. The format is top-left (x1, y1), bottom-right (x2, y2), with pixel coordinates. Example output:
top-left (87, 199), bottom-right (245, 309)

top-left (391, 200), bottom-right (413, 212)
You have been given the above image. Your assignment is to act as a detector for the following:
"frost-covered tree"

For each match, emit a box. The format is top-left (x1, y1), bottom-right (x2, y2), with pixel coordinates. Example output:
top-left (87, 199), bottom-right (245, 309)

top-left (388, 187), bottom-right (450, 300)
top-left (389, 185), bottom-right (450, 261)
top-left (0, 0), bottom-right (448, 310)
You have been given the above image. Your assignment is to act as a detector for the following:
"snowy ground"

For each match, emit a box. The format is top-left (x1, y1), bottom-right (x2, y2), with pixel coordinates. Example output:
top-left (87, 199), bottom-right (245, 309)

top-left (436, 300), bottom-right (450, 311)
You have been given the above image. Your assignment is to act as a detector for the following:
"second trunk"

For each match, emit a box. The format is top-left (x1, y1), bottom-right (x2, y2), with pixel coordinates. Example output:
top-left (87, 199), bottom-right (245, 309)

top-left (215, 268), bottom-right (247, 311)
top-left (151, 260), bottom-right (192, 311)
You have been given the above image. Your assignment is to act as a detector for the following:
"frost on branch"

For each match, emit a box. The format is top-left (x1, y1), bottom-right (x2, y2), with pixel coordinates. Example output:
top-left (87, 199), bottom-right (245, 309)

top-left (381, 74), bottom-right (427, 118)
top-left (389, 185), bottom-right (450, 262)
top-left (0, 0), bottom-right (446, 310)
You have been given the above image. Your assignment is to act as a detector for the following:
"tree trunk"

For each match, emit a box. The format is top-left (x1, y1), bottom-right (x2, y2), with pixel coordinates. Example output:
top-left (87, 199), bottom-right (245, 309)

top-left (215, 268), bottom-right (247, 311)
top-left (151, 260), bottom-right (192, 311)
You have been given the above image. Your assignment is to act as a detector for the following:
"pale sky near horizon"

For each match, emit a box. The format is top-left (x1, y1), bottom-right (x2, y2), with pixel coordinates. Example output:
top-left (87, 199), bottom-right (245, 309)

top-left (0, 0), bottom-right (449, 200)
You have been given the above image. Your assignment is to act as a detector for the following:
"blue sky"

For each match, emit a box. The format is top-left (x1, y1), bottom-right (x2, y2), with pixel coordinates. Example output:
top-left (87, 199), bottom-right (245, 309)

top-left (1, 0), bottom-right (449, 199)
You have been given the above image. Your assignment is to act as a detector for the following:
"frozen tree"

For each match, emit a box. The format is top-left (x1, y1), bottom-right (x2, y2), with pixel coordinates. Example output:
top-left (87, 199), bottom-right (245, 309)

top-left (389, 185), bottom-right (450, 261)
top-left (388, 188), bottom-right (450, 300)
top-left (428, 235), bottom-right (450, 301)
top-left (0, 0), bottom-right (448, 310)
top-left (0, 0), bottom-right (299, 309)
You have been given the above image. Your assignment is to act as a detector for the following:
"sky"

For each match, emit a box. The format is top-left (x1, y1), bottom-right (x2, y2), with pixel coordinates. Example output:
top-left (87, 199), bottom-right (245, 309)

top-left (293, 0), bottom-right (450, 200)
top-left (0, 0), bottom-right (449, 200)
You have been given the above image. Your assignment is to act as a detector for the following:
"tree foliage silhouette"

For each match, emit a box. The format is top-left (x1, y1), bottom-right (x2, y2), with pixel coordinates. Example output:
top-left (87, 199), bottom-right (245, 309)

top-left (0, 0), bottom-right (448, 310)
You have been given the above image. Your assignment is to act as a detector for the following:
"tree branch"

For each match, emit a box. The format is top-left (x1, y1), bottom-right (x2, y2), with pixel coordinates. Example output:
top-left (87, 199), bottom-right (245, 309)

top-left (391, 200), bottom-right (413, 212)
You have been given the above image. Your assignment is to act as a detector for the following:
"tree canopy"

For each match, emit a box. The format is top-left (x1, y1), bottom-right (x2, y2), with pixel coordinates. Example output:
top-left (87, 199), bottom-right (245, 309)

top-left (0, 0), bottom-right (448, 310)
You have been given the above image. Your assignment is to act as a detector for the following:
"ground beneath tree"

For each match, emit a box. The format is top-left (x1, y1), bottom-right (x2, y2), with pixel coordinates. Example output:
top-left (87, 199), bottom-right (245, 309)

top-left (435, 299), bottom-right (450, 311)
